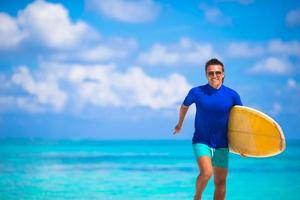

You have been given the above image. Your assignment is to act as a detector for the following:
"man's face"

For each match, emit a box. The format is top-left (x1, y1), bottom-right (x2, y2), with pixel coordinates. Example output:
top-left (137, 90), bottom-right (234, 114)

top-left (206, 64), bottom-right (224, 89)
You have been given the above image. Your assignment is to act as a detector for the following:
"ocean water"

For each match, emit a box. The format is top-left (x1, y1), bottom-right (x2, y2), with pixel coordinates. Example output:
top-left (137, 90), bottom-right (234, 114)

top-left (0, 139), bottom-right (299, 200)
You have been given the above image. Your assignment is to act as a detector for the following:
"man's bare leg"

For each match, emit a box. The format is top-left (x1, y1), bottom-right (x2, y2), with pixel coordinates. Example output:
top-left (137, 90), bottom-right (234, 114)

top-left (213, 167), bottom-right (228, 200)
top-left (194, 156), bottom-right (213, 200)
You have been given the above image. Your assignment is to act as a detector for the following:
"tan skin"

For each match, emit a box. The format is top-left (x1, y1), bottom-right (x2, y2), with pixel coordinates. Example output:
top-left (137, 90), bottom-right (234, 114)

top-left (173, 64), bottom-right (228, 200)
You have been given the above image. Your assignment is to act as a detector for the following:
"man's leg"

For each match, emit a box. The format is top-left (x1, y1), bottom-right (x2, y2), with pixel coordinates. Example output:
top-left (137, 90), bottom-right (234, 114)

top-left (194, 156), bottom-right (213, 200)
top-left (213, 167), bottom-right (228, 200)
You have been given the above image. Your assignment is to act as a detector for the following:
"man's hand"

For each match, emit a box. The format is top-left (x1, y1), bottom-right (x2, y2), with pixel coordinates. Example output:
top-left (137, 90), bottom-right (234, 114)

top-left (173, 123), bottom-right (182, 135)
top-left (240, 153), bottom-right (247, 158)
top-left (173, 105), bottom-right (188, 135)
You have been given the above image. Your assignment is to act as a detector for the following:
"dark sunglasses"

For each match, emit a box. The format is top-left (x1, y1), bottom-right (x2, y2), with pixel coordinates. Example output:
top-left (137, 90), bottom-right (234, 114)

top-left (207, 71), bottom-right (222, 76)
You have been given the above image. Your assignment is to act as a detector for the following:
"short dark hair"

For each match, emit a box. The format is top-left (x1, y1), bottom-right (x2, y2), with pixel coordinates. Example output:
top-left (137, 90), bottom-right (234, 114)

top-left (205, 58), bottom-right (224, 72)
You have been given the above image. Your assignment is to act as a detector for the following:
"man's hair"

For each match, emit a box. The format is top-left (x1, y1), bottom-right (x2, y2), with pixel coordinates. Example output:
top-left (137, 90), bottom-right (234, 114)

top-left (205, 58), bottom-right (224, 72)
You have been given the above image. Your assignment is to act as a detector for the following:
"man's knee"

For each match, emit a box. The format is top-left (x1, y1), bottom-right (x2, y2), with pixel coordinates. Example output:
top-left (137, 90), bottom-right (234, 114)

top-left (199, 170), bottom-right (212, 181)
top-left (214, 178), bottom-right (226, 189)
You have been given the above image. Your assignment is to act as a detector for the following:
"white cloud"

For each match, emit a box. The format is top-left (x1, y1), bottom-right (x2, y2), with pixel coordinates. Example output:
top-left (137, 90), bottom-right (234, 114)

top-left (216, 0), bottom-right (254, 5)
top-left (0, 95), bottom-right (45, 113)
top-left (248, 57), bottom-right (292, 75)
top-left (64, 63), bottom-right (190, 109)
top-left (65, 64), bottom-right (122, 107)
top-left (19, 0), bottom-right (99, 49)
top-left (227, 42), bottom-right (264, 58)
top-left (271, 102), bottom-right (282, 116)
top-left (110, 67), bottom-right (190, 109)
top-left (77, 45), bottom-right (122, 62)
top-left (139, 37), bottom-right (219, 66)
top-left (0, 0), bottom-right (138, 62)
top-left (7, 62), bottom-right (191, 113)
top-left (50, 37), bottom-right (138, 62)
top-left (87, 0), bottom-right (160, 23)
top-left (199, 3), bottom-right (231, 26)
top-left (16, 97), bottom-right (45, 113)
top-left (227, 39), bottom-right (300, 58)
top-left (268, 39), bottom-right (300, 56)
top-left (286, 7), bottom-right (300, 27)
top-left (11, 66), bottom-right (68, 112)
top-left (139, 44), bottom-right (178, 65)
top-left (226, 40), bottom-right (299, 76)
top-left (0, 0), bottom-right (99, 50)
top-left (0, 13), bottom-right (27, 49)
top-left (287, 78), bottom-right (296, 88)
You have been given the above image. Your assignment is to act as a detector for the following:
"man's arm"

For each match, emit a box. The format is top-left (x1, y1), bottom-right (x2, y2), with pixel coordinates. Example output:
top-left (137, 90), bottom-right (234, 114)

top-left (173, 105), bottom-right (189, 134)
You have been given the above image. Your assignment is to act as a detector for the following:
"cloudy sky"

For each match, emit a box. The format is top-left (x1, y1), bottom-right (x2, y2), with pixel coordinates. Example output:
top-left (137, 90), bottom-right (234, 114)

top-left (0, 0), bottom-right (299, 139)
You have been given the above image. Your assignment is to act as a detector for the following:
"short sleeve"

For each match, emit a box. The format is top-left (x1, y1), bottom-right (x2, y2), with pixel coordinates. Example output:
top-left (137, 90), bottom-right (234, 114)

top-left (183, 89), bottom-right (195, 106)
top-left (233, 92), bottom-right (243, 106)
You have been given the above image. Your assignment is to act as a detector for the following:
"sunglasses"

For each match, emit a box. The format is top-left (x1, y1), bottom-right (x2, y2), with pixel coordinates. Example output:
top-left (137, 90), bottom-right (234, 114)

top-left (207, 71), bottom-right (223, 77)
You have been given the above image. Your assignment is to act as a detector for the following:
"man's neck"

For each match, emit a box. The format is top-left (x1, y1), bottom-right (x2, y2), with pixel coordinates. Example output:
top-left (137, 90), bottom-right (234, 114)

top-left (208, 83), bottom-right (222, 89)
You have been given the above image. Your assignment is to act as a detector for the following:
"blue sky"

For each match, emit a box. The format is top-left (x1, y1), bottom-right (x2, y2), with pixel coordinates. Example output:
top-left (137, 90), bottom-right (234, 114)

top-left (0, 0), bottom-right (300, 139)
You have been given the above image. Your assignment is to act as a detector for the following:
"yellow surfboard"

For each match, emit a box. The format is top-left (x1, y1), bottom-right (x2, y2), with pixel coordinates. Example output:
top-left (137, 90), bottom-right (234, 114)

top-left (228, 106), bottom-right (285, 157)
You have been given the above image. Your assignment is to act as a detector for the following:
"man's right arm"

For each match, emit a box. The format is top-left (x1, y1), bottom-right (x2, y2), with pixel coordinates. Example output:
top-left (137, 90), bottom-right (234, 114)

top-left (173, 105), bottom-right (189, 134)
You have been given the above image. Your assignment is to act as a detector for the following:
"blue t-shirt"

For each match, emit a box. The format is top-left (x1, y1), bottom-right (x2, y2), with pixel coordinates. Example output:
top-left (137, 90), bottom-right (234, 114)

top-left (183, 84), bottom-right (242, 148)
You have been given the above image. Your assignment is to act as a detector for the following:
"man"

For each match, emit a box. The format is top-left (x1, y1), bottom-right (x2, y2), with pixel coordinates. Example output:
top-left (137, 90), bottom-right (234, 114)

top-left (173, 58), bottom-right (242, 200)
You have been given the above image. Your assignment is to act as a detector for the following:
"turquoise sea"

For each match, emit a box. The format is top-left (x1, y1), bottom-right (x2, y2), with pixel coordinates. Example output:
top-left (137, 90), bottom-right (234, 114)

top-left (0, 139), bottom-right (299, 200)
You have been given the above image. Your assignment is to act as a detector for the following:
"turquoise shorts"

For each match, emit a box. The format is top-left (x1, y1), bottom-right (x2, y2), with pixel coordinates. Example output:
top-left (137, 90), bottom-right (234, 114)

top-left (192, 143), bottom-right (229, 168)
